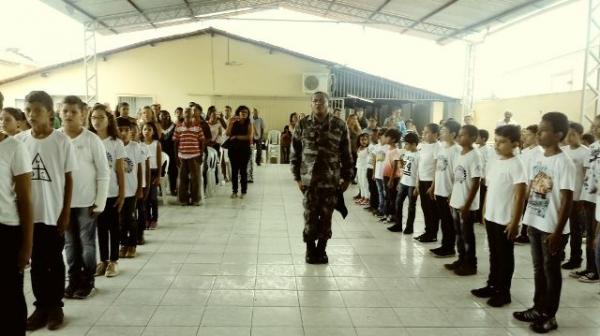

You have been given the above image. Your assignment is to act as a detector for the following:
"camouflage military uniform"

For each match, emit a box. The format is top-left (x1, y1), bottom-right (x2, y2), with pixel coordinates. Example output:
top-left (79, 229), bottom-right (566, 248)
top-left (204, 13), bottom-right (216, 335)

top-left (291, 112), bottom-right (353, 242)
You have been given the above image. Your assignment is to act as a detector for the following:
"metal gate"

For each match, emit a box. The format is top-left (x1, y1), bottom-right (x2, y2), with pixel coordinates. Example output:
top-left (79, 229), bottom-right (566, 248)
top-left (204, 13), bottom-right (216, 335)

top-left (329, 98), bottom-right (345, 119)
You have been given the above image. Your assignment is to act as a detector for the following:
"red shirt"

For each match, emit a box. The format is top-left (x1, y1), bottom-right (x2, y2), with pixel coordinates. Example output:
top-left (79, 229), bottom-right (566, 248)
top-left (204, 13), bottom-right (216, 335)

top-left (173, 121), bottom-right (204, 159)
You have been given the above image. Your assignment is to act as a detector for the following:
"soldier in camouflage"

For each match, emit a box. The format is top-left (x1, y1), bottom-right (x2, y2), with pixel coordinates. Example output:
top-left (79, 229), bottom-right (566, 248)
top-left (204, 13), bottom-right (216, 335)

top-left (291, 91), bottom-right (353, 264)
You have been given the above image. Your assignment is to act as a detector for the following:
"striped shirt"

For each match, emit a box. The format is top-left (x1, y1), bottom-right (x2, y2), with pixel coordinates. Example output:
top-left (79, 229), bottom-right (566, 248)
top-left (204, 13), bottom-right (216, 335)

top-left (174, 121), bottom-right (204, 159)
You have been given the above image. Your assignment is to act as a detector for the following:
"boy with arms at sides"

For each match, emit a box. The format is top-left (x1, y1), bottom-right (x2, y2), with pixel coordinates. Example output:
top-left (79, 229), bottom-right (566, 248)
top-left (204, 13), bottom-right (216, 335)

top-left (388, 132), bottom-right (419, 234)
top-left (415, 123), bottom-right (440, 241)
top-left (381, 129), bottom-right (403, 223)
top-left (428, 120), bottom-right (462, 256)
top-left (374, 128), bottom-right (389, 218)
top-left (471, 125), bottom-right (527, 307)
top-left (59, 96), bottom-right (110, 299)
top-left (445, 125), bottom-right (482, 276)
top-left (475, 129), bottom-right (494, 224)
top-left (17, 91), bottom-right (77, 331)
top-left (513, 112), bottom-right (575, 333)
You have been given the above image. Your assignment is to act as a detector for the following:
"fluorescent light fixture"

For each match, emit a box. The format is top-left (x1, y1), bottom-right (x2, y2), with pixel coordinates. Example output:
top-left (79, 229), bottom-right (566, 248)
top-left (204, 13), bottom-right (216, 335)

top-left (347, 94), bottom-right (374, 103)
top-left (195, 7), bottom-right (252, 18)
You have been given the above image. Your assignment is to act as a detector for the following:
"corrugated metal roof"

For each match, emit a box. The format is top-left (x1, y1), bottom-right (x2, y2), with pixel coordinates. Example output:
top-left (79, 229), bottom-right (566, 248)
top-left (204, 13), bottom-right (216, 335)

top-left (0, 27), bottom-right (457, 101)
top-left (38, 0), bottom-right (565, 43)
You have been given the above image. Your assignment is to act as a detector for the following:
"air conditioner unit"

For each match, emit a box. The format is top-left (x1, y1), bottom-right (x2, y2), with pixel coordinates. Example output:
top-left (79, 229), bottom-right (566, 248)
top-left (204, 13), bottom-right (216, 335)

top-left (302, 73), bottom-right (330, 94)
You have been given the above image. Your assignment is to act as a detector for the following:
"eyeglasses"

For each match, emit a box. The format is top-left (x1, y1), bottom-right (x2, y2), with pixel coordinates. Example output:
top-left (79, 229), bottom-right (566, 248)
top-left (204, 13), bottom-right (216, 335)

top-left (91, 116), bottom-right (106, 120)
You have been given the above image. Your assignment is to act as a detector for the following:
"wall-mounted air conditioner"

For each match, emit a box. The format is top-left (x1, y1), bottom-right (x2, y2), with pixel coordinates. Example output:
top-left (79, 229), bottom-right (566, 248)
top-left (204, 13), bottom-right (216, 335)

top-left (302, 73), bottom-right (330, 94)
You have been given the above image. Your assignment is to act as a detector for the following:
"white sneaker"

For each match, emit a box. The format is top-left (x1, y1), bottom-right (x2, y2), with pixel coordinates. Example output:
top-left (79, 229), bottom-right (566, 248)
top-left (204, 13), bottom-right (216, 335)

top-left (105, 261), bottom-right (119, 277)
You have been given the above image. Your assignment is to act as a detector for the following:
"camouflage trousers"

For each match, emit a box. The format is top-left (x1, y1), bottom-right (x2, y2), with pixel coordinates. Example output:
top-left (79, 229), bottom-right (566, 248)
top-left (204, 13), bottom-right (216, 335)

top-left (303, 187), bottom-right (338, 242)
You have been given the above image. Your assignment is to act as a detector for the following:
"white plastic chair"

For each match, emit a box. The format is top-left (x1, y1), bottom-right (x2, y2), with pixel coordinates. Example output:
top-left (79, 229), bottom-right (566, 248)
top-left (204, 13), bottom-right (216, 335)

top-left (159, 152), bottom-right (169, 205)
top-left (266, 130), bottom-right (281, 164)
top-left (204, 147), bottom-right (219, 197)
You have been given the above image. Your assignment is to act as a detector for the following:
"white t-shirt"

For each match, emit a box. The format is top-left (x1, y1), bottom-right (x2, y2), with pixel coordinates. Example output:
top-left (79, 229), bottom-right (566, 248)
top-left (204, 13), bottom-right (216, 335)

top-left (581, 141), bottom-right (600, 203)
top-left (484, 156), bottom-right (527, 225)
top-left (104, 137), bottom-right (127, 198)
top-left (374, 144), bottom-right (389, 179)
top-left (519, 145), bottom-right (543, 180)
top-left (60, 128), bottom-right (110, 210)
top-left (434, 142), bottom-right (461, 197)
top-left (15, 130), bottom-right (78, 226)
top-left (561, 145), bottom-right (589, 202)
top-left (356, 147), bottom-right (370, 169)
top-left (449, 149), bottom-right (482, 210)
top-left (0, 137), bottom-right (32, 226)
top-left (146, 140), bottom-right (159, 169)
top-left (400, 151), bottom-right (419, 187)
top-left (477, 144), bottom-right (495, 179)
top-left (417, 142), bottom-right (440, 181)
top-left (367, 143), bottom-right (377, 168)
top-left (124, 141), bottom-right (146, 198)
top-left (523, 151), bottom-right (575, 234)
top-left (139, 142), bottom-right (150, 188)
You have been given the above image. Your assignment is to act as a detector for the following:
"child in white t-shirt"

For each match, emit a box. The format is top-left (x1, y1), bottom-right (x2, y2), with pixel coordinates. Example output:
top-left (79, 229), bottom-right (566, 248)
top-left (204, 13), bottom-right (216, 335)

top-left (514, 112), bottom-right (575, 333)
top-left (133, 125), bottom-right (151, 246)
top-left (580, 117), bottom-right (600, 282)
top-left (17, 91), bottom-right (77, 331)
top-left (382, 129), bottom-right (403, 223)
top-left (0, 130), bottom-right (32, 335)
top-left (561, 122), bottom-right (593, 278)
top-left (471, 125), bottom-right (527, 307)
top-left (59, 96), bottom-right (110, 300)
top-left (355, 133), bottom-right (371, 206)
top-left (142, 122), bottom-right (162, 230)
top-left (92, 107), bottom-right (126, 277)
top-left (446, 125), bottom-right (482, 276)
top-left (388, 132), bottom-right (419, 234)
top-left (429, 120), bottom-right (462, 254)
top-left (416, 123), bottom-right (441, 241)
top-left (374, 130), bottom-right (389, 217)
top-left (366, 131), bottom-right (379, 211)
top-left (475, 129), bottom-right (494, 224)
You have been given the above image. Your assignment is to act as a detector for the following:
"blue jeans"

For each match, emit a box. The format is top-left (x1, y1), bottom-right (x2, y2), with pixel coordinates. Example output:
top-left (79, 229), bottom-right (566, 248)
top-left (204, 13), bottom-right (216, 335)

top-left (529, 226), bottom-right (568, 317)
top-left (375, 178), bottom-right (386, 214)
top-left (65, 208), bottom-right (97, 284)
top-left (395, 184), bottom-right (417, 231)
top-left (451, 208), bottom-right (477, 266)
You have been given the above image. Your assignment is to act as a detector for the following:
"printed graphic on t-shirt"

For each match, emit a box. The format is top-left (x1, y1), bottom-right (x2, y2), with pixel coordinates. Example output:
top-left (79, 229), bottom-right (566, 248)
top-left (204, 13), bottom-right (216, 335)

top-left (528, 164), bottom-right (553, 218)
top-left (32, 153), bottom-right (52, 182)
top-left (584, 147), bottom-right (600, 194)
top-left (437, 156), bottom-right (448, 171)
top-left (454, 165), bottom-right (467, 183)
top-left (124, 157), bottom-right (134, 173)
top-left (106, 152), bottom-right (114, 168)
top-left (403, 156), bottom-right (414, 177)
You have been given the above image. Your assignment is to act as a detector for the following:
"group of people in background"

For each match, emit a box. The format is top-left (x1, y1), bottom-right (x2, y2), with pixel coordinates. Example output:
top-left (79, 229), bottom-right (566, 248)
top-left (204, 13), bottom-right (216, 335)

top-left (347, 107), bottom-right (600, 334)
top-left (0, 90), bottom-right (266, 335)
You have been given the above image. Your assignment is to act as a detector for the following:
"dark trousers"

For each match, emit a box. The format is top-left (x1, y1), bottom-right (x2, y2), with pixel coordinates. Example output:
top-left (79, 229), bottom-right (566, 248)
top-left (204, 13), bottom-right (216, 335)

top-left (282, 145), bottom-right (290, 164)
top-left (583, 201), bottom-right (598, 274)
top-left (419, 181), bottom-right (438, 237)
top-left (254, 139), bottom-right (263, 164)
top-left (146, 169), bottom-right (159, 222)
top-left (383, 176), bottom-right (398, 217)
top-left (120, 197), bottom-right (138, 247)
top-left (476, 184), bottom-right (487, 224)
top-left (168, 156), bottom-right (178, 195)
top-left (64, 207), bottom-right (97, 285)
top-left (367, 168), bottom-right (379, 209)
top-left (395, 184), bottom-right (417, 231)
top-left (303, 187), bottom-right (337, 242)
top-left (529, 226), bottom-right (568, 317)
top-left (567, 201), bottom-right (585, 263)
top-left (98, 197), bottom-right (120, 261)
top-left (436, 196), bottom-right (455, 250)
top-left (452, 208), bottom-right (477, 266)
top-left (137, 190), bottom-right (146, 241)
top-left (486, 221), bottom-right (515, 294)
top-left (0, 224), bottom-right (26, 335)
top-left (31, 223), bottom-right (65, 309)
top-left (230, 148), bottom-right (251, 194)
top-left (178, 156), bottom-right (201, 204)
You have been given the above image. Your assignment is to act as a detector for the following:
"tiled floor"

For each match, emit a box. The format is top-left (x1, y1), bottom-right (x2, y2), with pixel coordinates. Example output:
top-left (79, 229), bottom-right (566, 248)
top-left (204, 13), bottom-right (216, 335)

top-left (26, 165), bottom-right (600, 335)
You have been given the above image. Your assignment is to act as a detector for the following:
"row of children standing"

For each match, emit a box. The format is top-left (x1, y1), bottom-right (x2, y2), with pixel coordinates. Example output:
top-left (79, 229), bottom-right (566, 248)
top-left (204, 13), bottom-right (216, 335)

top-left (0, 91), bottom-right (163, 335)
top-left (353, 111), bottom-right (597, 334)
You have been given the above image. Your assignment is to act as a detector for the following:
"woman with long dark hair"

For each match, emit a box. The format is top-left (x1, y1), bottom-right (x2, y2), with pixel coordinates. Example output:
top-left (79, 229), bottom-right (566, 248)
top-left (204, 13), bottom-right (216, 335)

top-left (226, 106), bottom-right (253, 199)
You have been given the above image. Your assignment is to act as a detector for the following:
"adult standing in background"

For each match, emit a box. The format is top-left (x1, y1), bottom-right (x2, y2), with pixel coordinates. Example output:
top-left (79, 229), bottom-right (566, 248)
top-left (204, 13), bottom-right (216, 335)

top-left (159, 110), bottom-right (177, 196)
top-left (226, 106), bottom-right (253, 199)
top-left (496, 110), bottom-right (519, 128)
top-left (291, 91), bottom-right (353, 264)
top-left (289, 113), bottom-right (299, 133)
top-left (253, 108), bottom-right (265, 166)
top-left (356, 108), bottom-right (368, 129)
top-left (384, 108), bottom-right (407, 137)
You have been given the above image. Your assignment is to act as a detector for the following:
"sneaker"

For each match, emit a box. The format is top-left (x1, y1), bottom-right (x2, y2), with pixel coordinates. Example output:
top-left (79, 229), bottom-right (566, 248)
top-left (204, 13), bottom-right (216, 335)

top-left (231, 193), bottom-right (238, 198)
top-left (119, 246), bottom-right (128, 258)
top-left (240, 193), bottom-right (245, 199)
top-left (26, 308), bottom-right (48, 331)
top-left (387, 224), bottom-right (403, 232)
top-left (578, 272), bottom-right (600, 283)
top-left (454, 264), bottom-right (477, 276)
top-left (431, 248), bottom-right (455, 258)
top-left (513, 308), bottom-right (542, 322)
top-left (514, 235), bottom-right (530, 245)
top-left (95, 261), bottom-right (109, 277)
top-left (444, 260), bottom-right (461, 270)
top-left (73, 285), bottom-right (96, 299)
top-left (149, 221), bottom-right (157, 230)
top-left (105, 261), bottom-right (119, 277)
top-left (46, 307), bottom-right (64, 331)
top-left (248, 179), bottom-right (254, 183)
top-left (418, 236), bottom-right (438, 243)
top-left (561, 260), bottom-right (581, 270)
top-left (64, 280), bottom-right (77, 299)
top-left (126, 246), bottom-right (137, 258)
top-left (471, 286), bottom-right (496, 298)
top-left (403, 229), bottom-right (413, 235)
top-left (138, 238), bottom-right (145, 245)
top-left (379, 216), bottom-right (388, 222)
top-left (487, 293), bottom-right (511, 307)
top-left (414, 233), bottom-right (426, 240)
top-left (570, 269), bottom-right (589, 279)
top-left (530, 316), bottom-right (558, 334)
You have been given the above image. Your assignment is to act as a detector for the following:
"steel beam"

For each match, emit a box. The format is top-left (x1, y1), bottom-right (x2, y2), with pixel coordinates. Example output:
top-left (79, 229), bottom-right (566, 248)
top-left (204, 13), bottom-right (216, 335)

top-left (462, 42), bottom-right (476, 117)
top-left (367, 0), bottom-right (392, 20)
top-left (61, 0), bottom-right (118, 34)
top-left (401, 0), bottom-right (458, 34)
top-left (83, 22), bottom-right (98, 104)
top-left (580, 0), bottom-right (600, 126)
top-left (126, 0), bottom-right (157, 28)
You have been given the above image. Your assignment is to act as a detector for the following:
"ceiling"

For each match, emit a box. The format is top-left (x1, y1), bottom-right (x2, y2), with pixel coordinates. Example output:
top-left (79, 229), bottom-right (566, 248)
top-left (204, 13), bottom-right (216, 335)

top-left (39, 0), bottom-right (566, 43)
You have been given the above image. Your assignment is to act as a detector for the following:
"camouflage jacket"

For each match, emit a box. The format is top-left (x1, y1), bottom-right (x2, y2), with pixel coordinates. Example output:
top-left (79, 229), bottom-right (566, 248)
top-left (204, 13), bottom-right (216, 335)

top-left (291, 112), bottom-right (353, 188)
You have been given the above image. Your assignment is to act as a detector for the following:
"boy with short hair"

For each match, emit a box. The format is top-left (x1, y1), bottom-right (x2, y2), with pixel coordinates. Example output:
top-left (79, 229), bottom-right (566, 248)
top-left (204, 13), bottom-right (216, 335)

top-left (561, 123), bottom-right (592, 277)
top-left (471, 125), bottom-right (527, 307)
top-left (59, 96), bottom-right (110, 299)
top-left (388, 132), bottom-right (419, 234)
top-left (366, 129), bottom-right (380, 212)
top-left (415, 123), bottom-right (440, 241)
top-left (381, 129), bottom-right (403, 223)
top-left (428, 120), bottom-right (462, 255)
top-left (17, 91), bottom-right (77, 331)
top-left (445, 125), bottom-right (482, 276)
top-left (516, 125), bottom-right (543, 244)
top-left (513, 112), bottom-right (575, 334)
top-left (374, 128), bottom-right (389, 217)
top-left (476, 129), bottom-right (494, 224)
